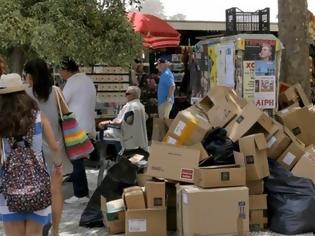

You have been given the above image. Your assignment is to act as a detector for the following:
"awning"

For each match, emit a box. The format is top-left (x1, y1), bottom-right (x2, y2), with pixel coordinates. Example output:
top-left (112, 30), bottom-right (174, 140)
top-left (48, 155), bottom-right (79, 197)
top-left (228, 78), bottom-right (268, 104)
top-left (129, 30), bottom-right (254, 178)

top-left (128, 12), bottom-right (181, 48)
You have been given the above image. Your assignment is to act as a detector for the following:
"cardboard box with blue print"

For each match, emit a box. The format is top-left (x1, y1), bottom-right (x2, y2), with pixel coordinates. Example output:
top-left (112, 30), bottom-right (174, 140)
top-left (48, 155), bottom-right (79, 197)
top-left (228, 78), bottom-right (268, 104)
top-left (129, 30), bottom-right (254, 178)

top-left (176, 185), bottom-right (249, 236)
top-left (147, 142), bottom-right (201, 183)
top-left (101, 197), bottom-right (125, 235)
top-left (193, 151), bottom-right (246, 188)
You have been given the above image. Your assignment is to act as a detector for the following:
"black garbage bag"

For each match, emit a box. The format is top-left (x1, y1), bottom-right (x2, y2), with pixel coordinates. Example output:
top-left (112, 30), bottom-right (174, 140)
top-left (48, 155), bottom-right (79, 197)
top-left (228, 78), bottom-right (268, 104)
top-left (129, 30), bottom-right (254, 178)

top-left (265, 160), bottom-right (315, 234)
top-left (202, 128), bottom-right (235, 165)
top-left (79, 158), bottom-right (138, 228)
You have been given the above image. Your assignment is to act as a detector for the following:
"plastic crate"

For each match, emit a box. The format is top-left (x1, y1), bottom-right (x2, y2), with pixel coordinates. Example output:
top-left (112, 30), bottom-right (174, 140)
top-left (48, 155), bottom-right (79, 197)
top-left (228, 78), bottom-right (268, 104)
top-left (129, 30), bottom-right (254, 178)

top-left (226, 7), bottom-right (270, 35)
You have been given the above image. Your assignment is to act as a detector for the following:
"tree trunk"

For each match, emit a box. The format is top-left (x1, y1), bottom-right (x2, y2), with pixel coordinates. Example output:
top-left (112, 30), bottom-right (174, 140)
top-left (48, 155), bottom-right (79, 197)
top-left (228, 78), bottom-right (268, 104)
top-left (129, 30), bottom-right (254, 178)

top-left (278, 0), bottom-right (310, 97)
top-left (9, 47), bottom-right (26, 74)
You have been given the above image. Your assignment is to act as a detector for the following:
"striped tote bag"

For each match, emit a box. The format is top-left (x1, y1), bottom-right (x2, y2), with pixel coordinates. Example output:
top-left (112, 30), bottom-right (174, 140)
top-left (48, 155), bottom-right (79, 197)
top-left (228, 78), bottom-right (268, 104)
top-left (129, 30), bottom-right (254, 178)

top-left (54, 86), bottom-right (94, 160)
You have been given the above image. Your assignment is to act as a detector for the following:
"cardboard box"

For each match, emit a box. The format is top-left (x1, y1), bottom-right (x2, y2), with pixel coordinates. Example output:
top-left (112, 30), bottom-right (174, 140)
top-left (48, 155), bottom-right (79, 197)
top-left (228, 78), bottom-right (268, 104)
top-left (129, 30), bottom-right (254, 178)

top-left (164, 107), bottom-right (211, 145)
top-left (226, 103), bottom-right (278, 142)
top-left (194, 151), bottom-right (246, 188)
top-left (178, 186), bottom-right (249, 236)
top-left (239, 133), bottom-right (270, 181)
top-left (145, 181), bottom-right (165, 208)
top-left (247, 181), bottom-right (264, 195)
top-left (267, 126), bottom-right (291, 160)
top-left (249, 210), bottom-right (268, 232)
top-left (100, 197), bottom-right (125, 234)
top-left (136, 172), bottom-right (152, 187)
top-left (292, 147), bottom-right (315, 183)
top-left (123, 187), bottom-right (146, 209)
top-left (125, 208), bottom-right (167, 236)
top-left (279, 83), bottom-right (310, 109)
top-left (147, 142), bottom-right (200, 183)
top-left (249, 194), bottom-right (267, 210)
top-left (176, 185), bottom-right (194, 236)
top-left (276, 106), bottom-right (315, 146)
top-left (277, 137), bottom-right (305, 170)
top-left (151, 118), bottom-right (173, 142)
top-left (196, 86), bottom-right (243, 128)
top-left (208, 85), bottom-right (247, 109)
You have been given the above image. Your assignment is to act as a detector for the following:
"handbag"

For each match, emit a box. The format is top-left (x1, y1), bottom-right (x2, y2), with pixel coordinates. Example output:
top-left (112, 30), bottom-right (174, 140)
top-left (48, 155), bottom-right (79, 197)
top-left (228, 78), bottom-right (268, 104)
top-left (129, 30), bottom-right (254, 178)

top-left (53, 86), bottom-right (94, 160)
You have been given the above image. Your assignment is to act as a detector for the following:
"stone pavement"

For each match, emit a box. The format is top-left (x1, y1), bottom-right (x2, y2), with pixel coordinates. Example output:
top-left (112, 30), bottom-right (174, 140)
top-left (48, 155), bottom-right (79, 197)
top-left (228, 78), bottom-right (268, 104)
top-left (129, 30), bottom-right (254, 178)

top-left (0, 168), bottom-right (313, 236)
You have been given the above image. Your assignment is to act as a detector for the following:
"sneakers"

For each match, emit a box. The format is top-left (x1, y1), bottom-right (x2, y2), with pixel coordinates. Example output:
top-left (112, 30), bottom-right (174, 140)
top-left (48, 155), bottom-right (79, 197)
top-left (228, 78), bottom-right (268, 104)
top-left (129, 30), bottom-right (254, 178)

top-left (64, 196), bottom-right (89, 204)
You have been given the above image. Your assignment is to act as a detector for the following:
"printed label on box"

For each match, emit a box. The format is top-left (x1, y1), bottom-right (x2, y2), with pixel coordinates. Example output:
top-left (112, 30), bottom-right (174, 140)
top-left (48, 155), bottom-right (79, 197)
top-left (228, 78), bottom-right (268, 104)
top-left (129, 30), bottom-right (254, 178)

top-left (246, 155), bottom-right (255, 164)
top-left (182, 192), bottom-right (188, 205)
top-left (166, 136), bottom-right (177, 145)
top-left (174, 121), bottom-right (186, 136)
top-left (180, 168), bottom-right (194, 180)
top-left (128, 219), bottom-right (147, 232)
top-left (221, 172), bottom-right (230, 181)
top-left (267, 136), bottom-right (277, 148)
top-left (153, 197), bottom-right (163, 206)
top-left (282, 152), bottom-right (296, 166)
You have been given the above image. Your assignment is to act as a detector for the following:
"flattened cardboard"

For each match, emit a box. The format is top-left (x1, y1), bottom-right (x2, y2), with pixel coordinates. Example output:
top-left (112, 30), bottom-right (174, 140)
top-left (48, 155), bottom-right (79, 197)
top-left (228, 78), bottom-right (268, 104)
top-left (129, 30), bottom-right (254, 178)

top-left (147, 142), bottom-right (200, 183)
top-left (247, 181), bottom-right (264, 195)
top-left (249, 194), bottom-right (267, 210)
top-left (239, 133), bottom-right (270, 181)
top-left (194, 151), bottom-right (246, 188)
top-left (292, 147), bottom-right (315, 184)
top-left (145, 181), bottom-right (165, 208)
top-left (179, 186), bottom-right (249, 236)
top-left (125, 208), bottom-right (167, 236)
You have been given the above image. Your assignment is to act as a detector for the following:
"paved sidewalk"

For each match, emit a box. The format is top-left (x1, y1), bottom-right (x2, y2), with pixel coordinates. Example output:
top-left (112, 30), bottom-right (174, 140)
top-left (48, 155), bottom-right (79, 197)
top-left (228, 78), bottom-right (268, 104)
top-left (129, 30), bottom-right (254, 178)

top-left (0, 168), bottom-right (313, 236)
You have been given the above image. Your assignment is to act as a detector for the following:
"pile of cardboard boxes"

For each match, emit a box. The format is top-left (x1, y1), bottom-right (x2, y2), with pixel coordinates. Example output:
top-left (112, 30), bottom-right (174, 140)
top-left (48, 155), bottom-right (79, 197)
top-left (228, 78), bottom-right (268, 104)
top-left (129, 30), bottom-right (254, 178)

top-left (101, 84), bottom-right (315, 235)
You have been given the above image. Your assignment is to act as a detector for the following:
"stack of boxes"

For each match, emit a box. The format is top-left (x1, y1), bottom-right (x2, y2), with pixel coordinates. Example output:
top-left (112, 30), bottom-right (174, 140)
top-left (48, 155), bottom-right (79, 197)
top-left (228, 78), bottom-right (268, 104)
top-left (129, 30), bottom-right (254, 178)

top-left (101, 83), bottom-right (315, 235)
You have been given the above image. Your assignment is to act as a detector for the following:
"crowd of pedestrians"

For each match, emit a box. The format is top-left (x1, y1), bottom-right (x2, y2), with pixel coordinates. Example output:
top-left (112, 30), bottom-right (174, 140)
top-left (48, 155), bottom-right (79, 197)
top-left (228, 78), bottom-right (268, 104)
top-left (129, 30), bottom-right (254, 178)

top-left (0, 56), bottom-right (174, 236)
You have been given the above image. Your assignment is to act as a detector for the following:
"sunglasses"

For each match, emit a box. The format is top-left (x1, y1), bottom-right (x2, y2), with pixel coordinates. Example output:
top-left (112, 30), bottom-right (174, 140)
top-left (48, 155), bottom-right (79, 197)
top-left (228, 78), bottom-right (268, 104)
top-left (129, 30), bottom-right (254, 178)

top-left (125, 92), bottom-right (131, 96)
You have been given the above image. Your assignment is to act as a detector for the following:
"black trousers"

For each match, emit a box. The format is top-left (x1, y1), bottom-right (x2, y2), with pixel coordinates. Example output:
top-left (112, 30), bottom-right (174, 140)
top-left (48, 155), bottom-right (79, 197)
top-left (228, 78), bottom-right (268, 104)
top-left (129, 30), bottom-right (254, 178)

top-left (71, 158), bottom-right (89, 198)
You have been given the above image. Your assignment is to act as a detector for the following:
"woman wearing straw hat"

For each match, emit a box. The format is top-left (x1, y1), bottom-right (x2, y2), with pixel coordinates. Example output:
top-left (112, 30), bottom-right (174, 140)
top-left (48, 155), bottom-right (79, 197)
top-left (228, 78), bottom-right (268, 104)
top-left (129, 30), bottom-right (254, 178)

top-left (0, 73), bottom-right (62, 236)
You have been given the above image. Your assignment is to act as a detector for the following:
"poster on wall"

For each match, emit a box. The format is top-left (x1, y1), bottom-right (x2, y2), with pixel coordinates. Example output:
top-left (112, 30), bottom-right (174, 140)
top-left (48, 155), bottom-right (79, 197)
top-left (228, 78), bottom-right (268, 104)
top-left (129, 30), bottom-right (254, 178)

top-left (243, 61), bottom-right (255, 101)
top-left (254, 76), bottom-right (276, 109)
top-left (243, 39), bottom-right (276, 109)
top-left (209, 43), bottom-right (235, 88)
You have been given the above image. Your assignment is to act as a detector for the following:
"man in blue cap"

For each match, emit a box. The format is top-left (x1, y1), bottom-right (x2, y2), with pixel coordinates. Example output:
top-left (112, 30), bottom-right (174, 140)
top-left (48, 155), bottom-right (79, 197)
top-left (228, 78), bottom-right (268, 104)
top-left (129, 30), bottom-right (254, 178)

top-left (155, 58), bottom-right (175, 118)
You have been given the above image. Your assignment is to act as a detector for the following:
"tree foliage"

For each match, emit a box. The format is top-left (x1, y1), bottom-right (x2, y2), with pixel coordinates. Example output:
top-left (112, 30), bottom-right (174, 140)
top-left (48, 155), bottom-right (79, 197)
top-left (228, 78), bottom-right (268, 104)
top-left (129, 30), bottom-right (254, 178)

top-left (0, 0), bottom-right (143, 66)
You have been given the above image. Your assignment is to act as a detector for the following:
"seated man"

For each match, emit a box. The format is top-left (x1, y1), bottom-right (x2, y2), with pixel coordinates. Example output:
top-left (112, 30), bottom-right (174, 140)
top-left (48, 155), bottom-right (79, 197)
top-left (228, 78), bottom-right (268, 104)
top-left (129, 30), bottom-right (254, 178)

top-left (99, 86), bottom-right (148, 151)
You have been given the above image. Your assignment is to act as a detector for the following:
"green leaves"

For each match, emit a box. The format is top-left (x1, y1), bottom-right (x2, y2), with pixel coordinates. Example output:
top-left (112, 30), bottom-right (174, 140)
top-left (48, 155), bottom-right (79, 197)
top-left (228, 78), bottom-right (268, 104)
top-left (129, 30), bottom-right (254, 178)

top-left (0, 0), bottom-right (142, 66)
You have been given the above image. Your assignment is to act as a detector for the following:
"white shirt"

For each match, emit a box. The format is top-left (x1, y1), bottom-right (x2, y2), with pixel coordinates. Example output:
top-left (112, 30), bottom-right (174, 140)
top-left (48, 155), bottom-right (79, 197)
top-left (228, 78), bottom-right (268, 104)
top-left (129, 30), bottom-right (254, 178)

top-left (63, 73), bottom-right (96, 134)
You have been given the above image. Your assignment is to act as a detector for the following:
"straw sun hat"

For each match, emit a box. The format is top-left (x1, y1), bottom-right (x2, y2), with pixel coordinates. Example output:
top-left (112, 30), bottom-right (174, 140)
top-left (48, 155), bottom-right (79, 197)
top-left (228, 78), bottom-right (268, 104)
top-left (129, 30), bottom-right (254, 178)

top-left (0, 73), bottom-right (27, 94)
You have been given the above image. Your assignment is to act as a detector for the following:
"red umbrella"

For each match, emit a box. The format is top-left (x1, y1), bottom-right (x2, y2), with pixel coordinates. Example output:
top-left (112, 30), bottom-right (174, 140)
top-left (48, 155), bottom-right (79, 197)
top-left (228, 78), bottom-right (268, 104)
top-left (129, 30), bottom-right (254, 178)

top-left (128, 11), bottom-right (180, 48)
